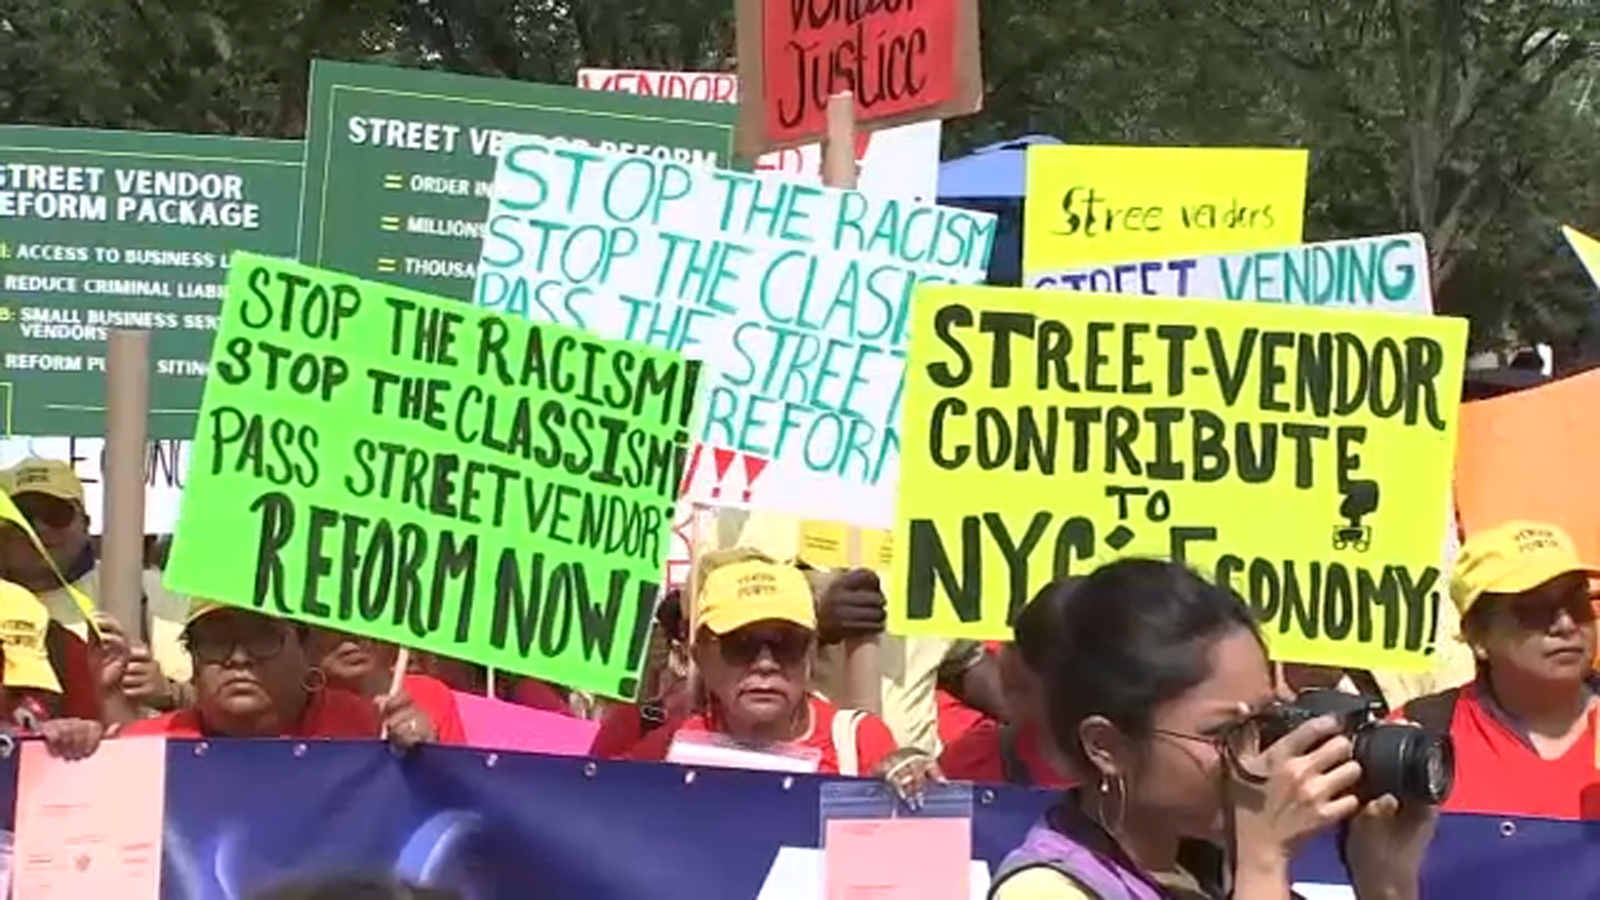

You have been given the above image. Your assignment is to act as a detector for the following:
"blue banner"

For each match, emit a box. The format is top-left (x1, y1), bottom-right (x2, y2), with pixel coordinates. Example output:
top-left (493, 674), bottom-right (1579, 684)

top-left (4, 740), bottom-right (1598, 899)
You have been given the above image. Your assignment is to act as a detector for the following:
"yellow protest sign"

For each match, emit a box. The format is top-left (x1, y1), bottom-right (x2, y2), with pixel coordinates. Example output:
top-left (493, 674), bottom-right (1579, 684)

top-left (891, 287), bottom-right (1468, 672)
top-left (798, 520), bottom-right (894, 573)
top-left (1022, 145), bottom-right (1309, 275)
top-left (1563, 225), bottom-right (1600, 290)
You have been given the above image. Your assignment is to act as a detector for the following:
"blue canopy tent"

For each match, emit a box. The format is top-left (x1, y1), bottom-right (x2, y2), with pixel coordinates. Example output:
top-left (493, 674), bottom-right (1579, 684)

top-left (936, 134), bottom-right (1062, 286)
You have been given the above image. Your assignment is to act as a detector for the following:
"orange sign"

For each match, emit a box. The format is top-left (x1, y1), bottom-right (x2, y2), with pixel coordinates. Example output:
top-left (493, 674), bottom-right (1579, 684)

top-left (1456, 369), bottom-right (1600, 563)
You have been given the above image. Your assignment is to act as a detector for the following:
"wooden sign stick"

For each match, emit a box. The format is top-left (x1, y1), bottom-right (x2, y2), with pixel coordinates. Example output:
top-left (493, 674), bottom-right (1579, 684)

top-left (822, 92), bottom-right (882, 716)
top-left (102, 330), bottom-right (151, 643)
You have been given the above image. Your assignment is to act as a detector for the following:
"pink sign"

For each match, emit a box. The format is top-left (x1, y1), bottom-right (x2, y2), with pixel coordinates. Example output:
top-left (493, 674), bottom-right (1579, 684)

top-left (454, 693), bottom-right (600, 757)
top-left (824, 817), bottom-right (970, 900)
top-left (14, 736), bottom-right (168, 899)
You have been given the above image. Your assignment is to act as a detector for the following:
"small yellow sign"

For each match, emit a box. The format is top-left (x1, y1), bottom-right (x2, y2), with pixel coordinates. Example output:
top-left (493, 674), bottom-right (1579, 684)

top-left (1022, 145), bottom-right (1309, 274)
top-left (891, 285), bottom-right (1468, 672)
top-left (798, 520), bottom-right (894, 573)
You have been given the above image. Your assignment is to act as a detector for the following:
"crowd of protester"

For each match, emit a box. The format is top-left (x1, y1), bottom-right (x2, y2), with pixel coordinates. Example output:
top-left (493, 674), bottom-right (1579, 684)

top-left (0, 454), bottom-right (1596, 897)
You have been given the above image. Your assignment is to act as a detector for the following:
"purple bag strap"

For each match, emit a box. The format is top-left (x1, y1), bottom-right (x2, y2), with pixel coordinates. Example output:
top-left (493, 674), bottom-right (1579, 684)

top-left (990, 818), bottom-right (1166, 900)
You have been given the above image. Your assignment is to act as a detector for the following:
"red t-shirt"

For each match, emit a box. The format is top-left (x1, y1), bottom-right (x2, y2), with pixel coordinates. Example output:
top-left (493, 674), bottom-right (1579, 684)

top-left (402, 673), bottom-right (467, 745)
top-left (939, 720), bottom-right (1073, 788)
top-left (121, 686), bottom-right (381, 739)
top-left (1405, 681), bottom-right (1600, 820)
top-left (507, 678), bottom-right (570, 714)
top-left (937, 688), bottom-right (989, 747)
top-left (630, 695), bottom-right (899, 775)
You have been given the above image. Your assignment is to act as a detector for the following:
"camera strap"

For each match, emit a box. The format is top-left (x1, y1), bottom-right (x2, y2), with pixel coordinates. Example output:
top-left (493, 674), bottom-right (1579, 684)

top-left (1401, 688), bottom-right (1460, 735)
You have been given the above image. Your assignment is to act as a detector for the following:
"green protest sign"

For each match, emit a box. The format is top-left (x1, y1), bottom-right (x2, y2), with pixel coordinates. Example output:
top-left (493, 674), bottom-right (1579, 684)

top-left (164, 253), bottom-right (701, 699)
top-left (298, 60), bottom-right (738, 301)
top-left (0, 126), bottom-right (300, 437)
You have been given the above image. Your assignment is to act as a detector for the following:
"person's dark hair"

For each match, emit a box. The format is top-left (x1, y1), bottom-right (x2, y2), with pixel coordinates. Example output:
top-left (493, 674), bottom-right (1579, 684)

top-left (1014, 576), bottom-right (1083, 674)
top-left (1044, 559), bottom-right (1262, 767)
top-left (248, 875), bottom-right (460, 900)
top-left (656, 587), bottom-right (686, 643)
top-left (1459, 595), bottom-right (1498, 644)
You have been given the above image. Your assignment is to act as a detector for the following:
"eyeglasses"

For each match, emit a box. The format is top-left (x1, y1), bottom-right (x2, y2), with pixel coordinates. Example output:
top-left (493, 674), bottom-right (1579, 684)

top-left (1157, 714), bottom-right (1271, 761)
top-left (186, 627), bottom-right (289, 665)
top-left (714, 629), bottom-right (811, 667)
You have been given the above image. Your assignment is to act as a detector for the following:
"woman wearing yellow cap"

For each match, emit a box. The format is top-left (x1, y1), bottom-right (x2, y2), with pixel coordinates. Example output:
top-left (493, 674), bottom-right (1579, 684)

top-left (111, 601), bottom-right (438, 746)
top-left (629, 551), bottom-right (932, 786)
top-left (1398, 521), bottom-right (1600, 819)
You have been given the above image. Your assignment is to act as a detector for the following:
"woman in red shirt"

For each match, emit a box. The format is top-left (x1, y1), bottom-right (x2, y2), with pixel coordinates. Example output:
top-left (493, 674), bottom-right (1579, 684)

top-left (117, 602), bottom-right (435, 745)
top-left (304, 628), bottom-right (466, 745)
top-left (630, 555), bottom-right (917, 781)
top-left (940, 578), bottom-right (1078, 788)
top-left (1400, 522), bottom-right (1600, 819)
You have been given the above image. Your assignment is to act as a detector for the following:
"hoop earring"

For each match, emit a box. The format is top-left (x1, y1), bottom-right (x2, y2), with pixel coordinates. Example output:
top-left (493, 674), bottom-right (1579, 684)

top-left (1097, 773), bottom-right (1128, 835)
top-left (302, 666), bottom-right (327, 694)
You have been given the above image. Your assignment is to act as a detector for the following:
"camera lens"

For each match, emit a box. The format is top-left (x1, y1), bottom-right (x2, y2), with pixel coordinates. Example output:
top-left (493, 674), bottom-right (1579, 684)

top-left (1353, 723), bottom-right (1455, 805)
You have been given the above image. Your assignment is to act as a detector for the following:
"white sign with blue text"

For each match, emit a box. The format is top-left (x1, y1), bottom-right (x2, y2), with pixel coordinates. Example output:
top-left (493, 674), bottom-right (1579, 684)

top-left (473, 137), bottom-right (996, 527)
top-left (1027, 233), bottom-right (1433, 314)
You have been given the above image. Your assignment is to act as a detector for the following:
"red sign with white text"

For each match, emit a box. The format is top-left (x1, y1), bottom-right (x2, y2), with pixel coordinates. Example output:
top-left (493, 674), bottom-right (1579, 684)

top-left (761, 0), bottom-right (959, 146)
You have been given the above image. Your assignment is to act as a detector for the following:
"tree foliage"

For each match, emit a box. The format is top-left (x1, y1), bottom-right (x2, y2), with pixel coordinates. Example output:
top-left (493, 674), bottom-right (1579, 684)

top-left (3, 0), bottom-right (1596, 353)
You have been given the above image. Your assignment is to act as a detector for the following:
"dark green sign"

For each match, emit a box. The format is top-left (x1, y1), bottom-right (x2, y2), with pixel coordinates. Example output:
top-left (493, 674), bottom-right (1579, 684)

top-left (299, 61), bottom-right (738, 299)
top-left (0, 126), bottom-right (301, 438)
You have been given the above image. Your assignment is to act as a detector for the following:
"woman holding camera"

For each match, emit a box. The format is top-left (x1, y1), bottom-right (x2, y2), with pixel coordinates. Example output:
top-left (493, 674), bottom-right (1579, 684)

top-left (989, 559), bottom-right (1436, 900)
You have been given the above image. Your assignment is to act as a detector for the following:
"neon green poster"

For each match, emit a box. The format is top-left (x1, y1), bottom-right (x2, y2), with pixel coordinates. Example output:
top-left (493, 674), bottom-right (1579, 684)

top-left (165, 253), bottom-right (701, 699)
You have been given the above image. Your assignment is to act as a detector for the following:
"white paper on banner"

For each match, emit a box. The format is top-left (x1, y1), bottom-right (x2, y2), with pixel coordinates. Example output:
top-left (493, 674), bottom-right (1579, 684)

top-left (755, 847), bottom-right (991, 899)
top-left (666, 732), bottom-right (822, 773)
top-left (576, 68), bottom-right (942, 203)
top-left (0, 437), bottom-right (189, 533)
top-left (475, 138), bottom-right (994, 527)
top-left (1027, 233), bottom-right (1434, 314)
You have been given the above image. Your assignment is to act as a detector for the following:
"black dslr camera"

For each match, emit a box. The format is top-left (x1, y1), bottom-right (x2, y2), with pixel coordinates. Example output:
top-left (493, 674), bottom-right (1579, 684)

top-left (1258, 689), bottom-right (1454, 806)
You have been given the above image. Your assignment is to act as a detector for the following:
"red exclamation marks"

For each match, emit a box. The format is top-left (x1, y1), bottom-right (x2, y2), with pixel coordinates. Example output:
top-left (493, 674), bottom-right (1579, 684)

top-left (740, 454), bottom-right (770, 503)
top-left (678, 444), bottom-right (704, 497)
top-left (708, 448), bottom-right (736, 500)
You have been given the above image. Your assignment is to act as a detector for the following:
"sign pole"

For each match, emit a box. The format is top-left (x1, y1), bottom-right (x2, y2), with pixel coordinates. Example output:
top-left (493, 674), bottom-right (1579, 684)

top-left (102, 330), bottom-right (151, 643)
top-left (821, 92), bottom-right (882, 716)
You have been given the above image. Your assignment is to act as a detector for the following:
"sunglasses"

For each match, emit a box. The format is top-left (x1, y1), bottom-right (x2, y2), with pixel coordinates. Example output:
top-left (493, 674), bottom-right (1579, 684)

top-left (1504, 596), bottom-right (1598, 630)
top-left (13, 496), bottom-right (77, 530)
top-left (186, 626), bottom-right (289, 665)
top-left (714, 629), bottom-right (811, 667)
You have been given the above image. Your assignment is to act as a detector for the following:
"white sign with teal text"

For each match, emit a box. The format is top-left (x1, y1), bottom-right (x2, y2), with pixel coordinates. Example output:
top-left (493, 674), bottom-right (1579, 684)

top-left (473, 138), bottom-right (996, 528)
top-left (1027, 233), bottom-right (1432, 314)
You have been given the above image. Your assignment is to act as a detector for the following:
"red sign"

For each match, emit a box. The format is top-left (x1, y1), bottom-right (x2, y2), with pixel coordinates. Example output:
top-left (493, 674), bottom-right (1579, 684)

top-left (761, 0), bottom-right (959, 146)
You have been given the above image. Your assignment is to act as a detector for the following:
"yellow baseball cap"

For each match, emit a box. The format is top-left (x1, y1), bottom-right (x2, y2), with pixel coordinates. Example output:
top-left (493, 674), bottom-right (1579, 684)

top-left (694, 558), bottom-right (817, 641)
top-left (0, 579), bottom-right (62, 693)
top-left (1451, 521), bottom-right (1600, 616)
top-left (185, 598), bottom-right (234, 626)
top-left (4, 459), bottom-right (84, 504)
